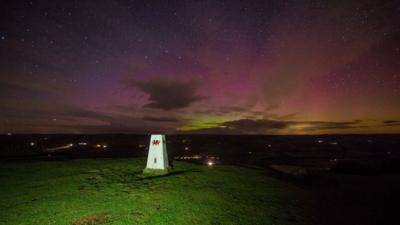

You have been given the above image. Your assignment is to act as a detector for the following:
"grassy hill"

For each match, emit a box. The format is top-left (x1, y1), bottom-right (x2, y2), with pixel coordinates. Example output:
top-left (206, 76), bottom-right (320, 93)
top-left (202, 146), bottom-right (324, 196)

top-left (0, 158), bottom-right (307, 225)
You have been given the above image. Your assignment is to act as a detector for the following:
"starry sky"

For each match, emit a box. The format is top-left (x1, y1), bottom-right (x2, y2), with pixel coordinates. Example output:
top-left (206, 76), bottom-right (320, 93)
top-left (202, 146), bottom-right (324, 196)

top-left (1, 0), bottom-right (400, 134)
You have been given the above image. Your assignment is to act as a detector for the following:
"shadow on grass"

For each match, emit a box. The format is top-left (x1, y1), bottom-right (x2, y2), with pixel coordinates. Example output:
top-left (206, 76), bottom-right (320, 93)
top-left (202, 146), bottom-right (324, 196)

top-left (82, 168), bottom-right (202, 191)
top-left (138, 169), bottom-right (202, 180)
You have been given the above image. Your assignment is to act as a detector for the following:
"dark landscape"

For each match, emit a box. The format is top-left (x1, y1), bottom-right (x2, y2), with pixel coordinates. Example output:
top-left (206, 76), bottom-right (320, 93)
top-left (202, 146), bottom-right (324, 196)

top-left (2, 134), bottom-right (400, 171)
top-left (1, 134), bottom-right (400, 224)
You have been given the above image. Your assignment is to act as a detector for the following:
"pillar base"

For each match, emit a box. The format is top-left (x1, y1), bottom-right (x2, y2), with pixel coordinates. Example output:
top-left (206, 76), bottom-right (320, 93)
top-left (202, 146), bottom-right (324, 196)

top-left (142, 167), bottom-right (171, 176)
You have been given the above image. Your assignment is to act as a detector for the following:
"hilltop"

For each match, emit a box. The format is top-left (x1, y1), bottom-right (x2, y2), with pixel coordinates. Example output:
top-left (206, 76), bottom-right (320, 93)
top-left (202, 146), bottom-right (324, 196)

top-left (0, 158), bottom-right (307, 225)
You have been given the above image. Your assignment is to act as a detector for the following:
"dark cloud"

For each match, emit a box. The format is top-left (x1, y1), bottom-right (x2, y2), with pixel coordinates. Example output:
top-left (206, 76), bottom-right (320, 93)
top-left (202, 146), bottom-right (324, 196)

top-left (0, 98), bottom-right (180, 133)
top-left (224, 119), bottom-right (289, 132)
top-left (194, 106), bottom-right (248, 116)
top-left (382, 120), bottom-right (400, 126)
top-left (142, 116), bottom-right (181, 123)
top-left (185, 118), bottom-right (368, 134)
top-left (383, 120), bottom-right (400, 123)
top-left (123, 79), bottom-right (207, 110)
top-left (0, 77), bottom-right (69, 97)
top-left (182, 127), bottom-right (240, 135)
top-left (301, 121), bottom-right (367, 132)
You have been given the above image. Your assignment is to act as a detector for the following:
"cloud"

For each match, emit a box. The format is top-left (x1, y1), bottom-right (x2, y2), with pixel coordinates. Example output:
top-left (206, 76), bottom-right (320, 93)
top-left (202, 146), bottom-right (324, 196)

top-left (184, 118), bottom-right (368, 134)
top-left (142, 116), bottom-right (181, 123)
top-left (301, 121), bottom-right (367, 132)
top-left (0, 97), bottom-right (183, 133)
top-left (0, 76), bottom-right (70, 98)
top-left (224, 119), bottom-right (367, 132)
top-left (193, 106), bottom-right (249, 116)
top-left (123, 79), bottom-right (207, 110)
top-left (224, 119), bottom-right (289, 132)
top-left (382, 120), bottom-right (400, 126)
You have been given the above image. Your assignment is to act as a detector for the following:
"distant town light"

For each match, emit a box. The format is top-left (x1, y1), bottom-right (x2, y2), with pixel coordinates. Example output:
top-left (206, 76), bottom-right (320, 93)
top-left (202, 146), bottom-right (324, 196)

top-left (329, 142), bottom-right (338, 145)
top-left (96, 144), bottom-right (102, 148)
top-left (193, 155), bottom-right (201, 159)
top-left (78, 142), bottom-right (88, 146)
top-left (267, 144), bottom-right (272, 148)
top-left (184, 146), bottom-right (189, 150)
top-left (67, 143), bottom-right (74, 147)
top-left (317, 140), bottom-right (324, 144)
top-left (102, 145), bottom-right (108, 148)
top-left (29, 142), bottom-right (35, 146)
top-left (7, 133), bottom-right (12, 136)
top-left (207, 161), bottom-right (214, 166)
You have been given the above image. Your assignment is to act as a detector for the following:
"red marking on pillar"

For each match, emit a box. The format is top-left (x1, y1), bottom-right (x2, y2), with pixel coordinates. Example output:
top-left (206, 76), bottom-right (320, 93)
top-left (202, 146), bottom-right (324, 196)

top-left (152, 140), bottom-right (160, 145)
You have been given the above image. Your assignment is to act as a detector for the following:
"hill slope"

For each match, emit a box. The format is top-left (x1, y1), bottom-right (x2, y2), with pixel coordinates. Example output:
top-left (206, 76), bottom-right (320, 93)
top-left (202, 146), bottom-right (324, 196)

top-left (0, 158), bottom-right (306, 225)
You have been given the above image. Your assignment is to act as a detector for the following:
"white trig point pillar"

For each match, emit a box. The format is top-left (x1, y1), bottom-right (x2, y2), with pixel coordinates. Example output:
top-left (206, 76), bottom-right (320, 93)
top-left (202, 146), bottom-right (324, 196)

top-left (144, 134), bottom-right (170, 174)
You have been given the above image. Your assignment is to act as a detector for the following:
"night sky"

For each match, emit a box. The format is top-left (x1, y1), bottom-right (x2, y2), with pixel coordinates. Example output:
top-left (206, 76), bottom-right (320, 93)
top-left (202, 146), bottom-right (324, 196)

top-left (1, 0), bottom-right (400, 134)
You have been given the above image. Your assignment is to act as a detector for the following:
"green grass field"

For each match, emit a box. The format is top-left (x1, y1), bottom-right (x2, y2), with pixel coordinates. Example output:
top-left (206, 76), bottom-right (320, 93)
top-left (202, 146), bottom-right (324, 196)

top-left (0, 158), bottom-right (307, 225)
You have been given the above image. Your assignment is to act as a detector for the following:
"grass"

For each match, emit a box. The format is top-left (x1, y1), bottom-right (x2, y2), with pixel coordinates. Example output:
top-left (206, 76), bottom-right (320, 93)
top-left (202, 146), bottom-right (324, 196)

top-left (0, 158), bottom-right (308, 225)
top-left (70, 211), bottom-right (111, 225)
